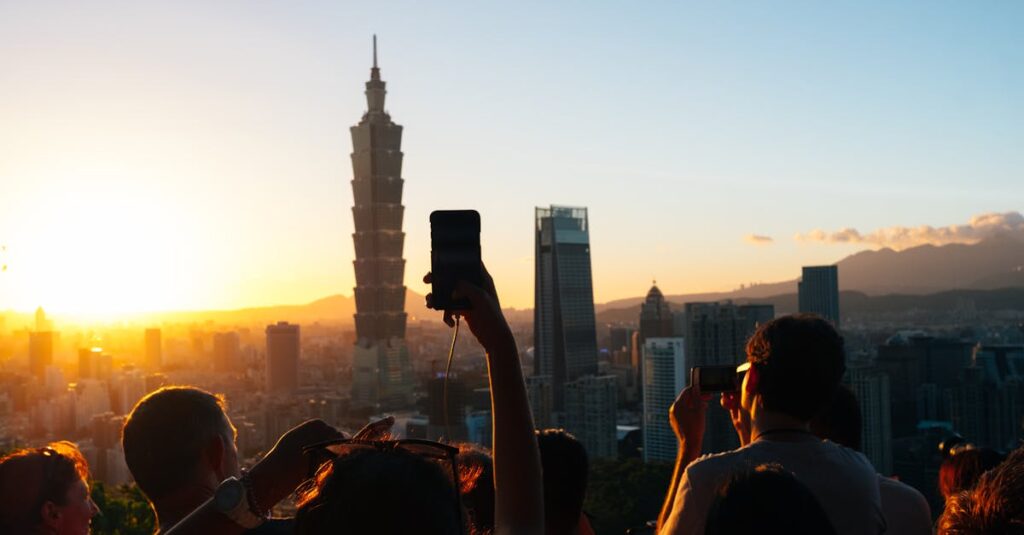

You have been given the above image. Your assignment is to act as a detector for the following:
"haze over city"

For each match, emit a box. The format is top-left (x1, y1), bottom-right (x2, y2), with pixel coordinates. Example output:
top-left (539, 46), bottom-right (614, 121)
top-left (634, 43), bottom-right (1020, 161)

top-left (1, 1), bottom-right (1021, 318)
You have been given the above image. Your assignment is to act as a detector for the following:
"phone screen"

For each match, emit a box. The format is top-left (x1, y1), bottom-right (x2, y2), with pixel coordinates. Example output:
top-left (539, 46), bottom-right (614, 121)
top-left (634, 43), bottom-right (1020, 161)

top-left (430, 210), bottom-right (482, 311)
top-left (694, 365), bottom-right (739, 393)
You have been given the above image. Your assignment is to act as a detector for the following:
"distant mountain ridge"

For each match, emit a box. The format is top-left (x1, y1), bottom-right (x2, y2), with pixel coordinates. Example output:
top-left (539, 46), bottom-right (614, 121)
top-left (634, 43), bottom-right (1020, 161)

top-left (596, 234), bottom-right (1024, 312)
top-left (32, 235), bottom-right (1018, 328)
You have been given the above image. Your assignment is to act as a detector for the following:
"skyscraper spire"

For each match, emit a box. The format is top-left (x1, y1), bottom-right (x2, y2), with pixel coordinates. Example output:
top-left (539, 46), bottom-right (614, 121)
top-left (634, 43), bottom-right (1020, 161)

top-left (365, 35), bottom-right (385, 111)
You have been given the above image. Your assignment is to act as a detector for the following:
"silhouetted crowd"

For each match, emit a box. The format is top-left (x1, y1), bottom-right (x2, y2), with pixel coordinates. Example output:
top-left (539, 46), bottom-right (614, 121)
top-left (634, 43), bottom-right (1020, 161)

top-left (2, 268), bottom-right (1022, 534)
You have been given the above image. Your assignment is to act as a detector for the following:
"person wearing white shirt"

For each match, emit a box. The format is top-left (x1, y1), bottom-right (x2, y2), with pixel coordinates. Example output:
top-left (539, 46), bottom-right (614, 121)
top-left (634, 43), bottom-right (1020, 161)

top-left (658, 315), bottom-right (886, 535)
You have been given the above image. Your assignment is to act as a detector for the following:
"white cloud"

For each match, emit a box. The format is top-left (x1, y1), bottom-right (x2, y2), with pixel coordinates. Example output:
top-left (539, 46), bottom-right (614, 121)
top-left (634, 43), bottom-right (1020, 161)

top-left (744, 234), bottom-right (774, 245)
top-left (795, 211), bottom-right (1024, 250)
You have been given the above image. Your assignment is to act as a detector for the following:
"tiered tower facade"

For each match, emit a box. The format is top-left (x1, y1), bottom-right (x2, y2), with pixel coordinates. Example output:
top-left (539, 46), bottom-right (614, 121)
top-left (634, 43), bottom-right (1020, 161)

top-left (350, 36), bottom-right (414, 410)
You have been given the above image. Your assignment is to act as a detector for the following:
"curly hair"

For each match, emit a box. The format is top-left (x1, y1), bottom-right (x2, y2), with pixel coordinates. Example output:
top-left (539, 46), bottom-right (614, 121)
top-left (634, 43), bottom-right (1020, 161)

top-left (939, 447), bottom-right (1005, 499)
top-left (938, 447), bottom-right (1023, 534)
top-left (0, 441), bottom-right (91, 533)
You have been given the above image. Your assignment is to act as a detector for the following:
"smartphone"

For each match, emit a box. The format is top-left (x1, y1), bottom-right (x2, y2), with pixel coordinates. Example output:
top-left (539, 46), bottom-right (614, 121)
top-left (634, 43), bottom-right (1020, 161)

top-left (429, 210), bottom-right (483, 311)
top-left (691, 365), bottom-right (739, 393)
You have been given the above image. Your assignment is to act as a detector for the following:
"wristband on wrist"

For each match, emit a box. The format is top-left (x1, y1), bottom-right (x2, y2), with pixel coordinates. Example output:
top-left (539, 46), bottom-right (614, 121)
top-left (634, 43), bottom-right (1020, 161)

top-left (240, 469), bottom-right (270, 520)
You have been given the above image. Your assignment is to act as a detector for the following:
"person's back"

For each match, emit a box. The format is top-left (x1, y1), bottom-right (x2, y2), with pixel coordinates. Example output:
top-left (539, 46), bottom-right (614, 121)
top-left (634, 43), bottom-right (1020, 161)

top-left (811, 384), bottom-right (933, 535)
top-left (660, 315), bottom-right (885, 535)
top-left (679, 438), bottom-right (879, 535)
top-left (704, 463), bottom-right (836, 535)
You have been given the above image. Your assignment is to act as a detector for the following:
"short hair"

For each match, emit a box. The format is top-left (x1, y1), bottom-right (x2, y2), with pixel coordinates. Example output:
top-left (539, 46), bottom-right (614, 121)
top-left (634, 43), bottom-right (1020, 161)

top-left (938, 447), bottom-right (1023, 534)
top-left (705, 463), bottom-right (837, 535)
top-left (122, 386), bottom-right (231, 500)
top-left (294, 448), bottom-right (463, 535)
top-left (939, 447), bottom-right (1006, 499)
top-left (536, 429), bottom-right (588, 535)
top-left (745, 314), bottom-right (846, 421)
top-left (809, 384), bottom-right (862, 450)
top-left (0, 441), bottom-right (90, 533)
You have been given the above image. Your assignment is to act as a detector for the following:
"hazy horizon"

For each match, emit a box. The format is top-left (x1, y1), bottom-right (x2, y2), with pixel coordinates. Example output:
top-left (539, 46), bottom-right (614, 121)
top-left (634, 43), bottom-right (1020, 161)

top-left (2, 1), bottom-right (1021, 316)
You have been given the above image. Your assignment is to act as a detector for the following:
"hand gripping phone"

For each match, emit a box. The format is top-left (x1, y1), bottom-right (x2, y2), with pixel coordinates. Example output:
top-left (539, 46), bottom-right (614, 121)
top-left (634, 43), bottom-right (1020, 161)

top-left (429, 210), bottom-right (483, 311)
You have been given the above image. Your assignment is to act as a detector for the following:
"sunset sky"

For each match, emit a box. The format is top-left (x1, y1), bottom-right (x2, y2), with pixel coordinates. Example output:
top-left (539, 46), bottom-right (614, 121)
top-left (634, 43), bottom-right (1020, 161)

top-left (1, 1), bottom-right (1021, 316)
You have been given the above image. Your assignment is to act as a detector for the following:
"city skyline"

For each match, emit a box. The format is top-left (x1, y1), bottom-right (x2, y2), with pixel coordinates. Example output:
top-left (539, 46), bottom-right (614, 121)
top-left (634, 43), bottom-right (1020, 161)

top-left (1, 2), bottom-right (1022, 316)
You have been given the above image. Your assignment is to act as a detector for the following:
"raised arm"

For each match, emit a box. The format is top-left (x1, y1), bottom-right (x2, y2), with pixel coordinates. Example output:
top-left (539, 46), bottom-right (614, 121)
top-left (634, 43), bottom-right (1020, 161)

top-left (657, 386), bottom-right (707, 531)
top-left (426, 267), bottom-right (544, 535)
top-left (165, 419), bottom-right (342, 535)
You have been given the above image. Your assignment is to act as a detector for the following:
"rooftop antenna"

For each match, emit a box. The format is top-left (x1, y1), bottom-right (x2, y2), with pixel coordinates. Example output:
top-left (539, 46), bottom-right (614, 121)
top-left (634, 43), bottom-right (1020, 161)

top-left (373, 34), bottom-right (378, 68)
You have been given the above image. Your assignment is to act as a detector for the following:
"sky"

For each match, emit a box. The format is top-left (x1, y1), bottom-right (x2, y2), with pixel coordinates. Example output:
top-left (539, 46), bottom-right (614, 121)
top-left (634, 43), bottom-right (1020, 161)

top-left (0, 1), bottom-right (1021, 315)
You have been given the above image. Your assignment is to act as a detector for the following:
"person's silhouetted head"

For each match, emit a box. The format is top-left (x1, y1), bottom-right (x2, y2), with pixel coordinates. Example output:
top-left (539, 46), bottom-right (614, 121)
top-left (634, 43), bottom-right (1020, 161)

top-left (705, 463), bottom-right (837, 535)
top-left (536, 429), bottom-right (589, 535)
top-left (457, 443), bottom-right (495, 535)
top-left (810, 384), bottom-right (862, 450)
top-left (938, 446), bottom-right (1023, 534)
top-left (295, 447), bottom-right (465, 535)
top-left (744, 314), bottom-right (846, 421)
top-left (939, 446), bottom-right (1006, 499)
top-left (0, 441), bottom-right (99, 535)
top-left (121, 386), bottom-right (238, 516)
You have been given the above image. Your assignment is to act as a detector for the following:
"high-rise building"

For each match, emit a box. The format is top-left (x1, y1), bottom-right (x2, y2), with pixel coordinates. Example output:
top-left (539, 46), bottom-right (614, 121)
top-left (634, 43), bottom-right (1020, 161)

top-left (564, 374), bottom-right (618, 459)
top-left (798, 265), bottom-right (840, 326)
top-left (533, 206), bottom-right (599, 410)
top-left (639, 284), bottom-right (675, 341)
top-left (213, 332), bottom-right (241, 373)
top-left (526, 375), bottom-right (554, 428)
top-left (144, 328), bottom-right (162, 371)
top-left (427, 375), bottom-right (468, 441)
top-left (609, 326), bottom-right (635, 352)
top-left (643, 337), bottom-right (686, 462)
top-left (847, 367), bottom-right (893, 474)
top-left (34, 307), bottom-right (51, 332)
top-left (683, 302), bottom-right (774, 453)
top-left (266, 322), bottom-right (300, 396)
top-left (947, 345), bottom-right (1024, 451)
top-left (112, 368), bottom-right (147, 416)
top-left (876, 333), bottom-right (973, 438)
top-left (29, 331), bottom-right (54, 380)
top-left (349, 36), bottom-right (414, 410)
top-left (630, 284), bottom-right (675, 404)
top-left (78, 347), bottom-right (112, 381)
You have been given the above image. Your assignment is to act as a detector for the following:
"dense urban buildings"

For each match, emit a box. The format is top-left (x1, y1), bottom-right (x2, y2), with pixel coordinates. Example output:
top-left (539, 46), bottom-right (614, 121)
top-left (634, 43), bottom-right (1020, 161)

top-left (642, 337), bottom-right (686, 462)
top-left (265, 322), bottom-right (300, 396)
top-left (564, 374), bottom-right (618, 459)
top-left (213, 331), bottom-right (241, 373)
top-left (348, 37), bottom-right (414, 410)
top-left (798, 265), bottom-right (840, 326)
top-left (847, 367), bottom-right (893, 474)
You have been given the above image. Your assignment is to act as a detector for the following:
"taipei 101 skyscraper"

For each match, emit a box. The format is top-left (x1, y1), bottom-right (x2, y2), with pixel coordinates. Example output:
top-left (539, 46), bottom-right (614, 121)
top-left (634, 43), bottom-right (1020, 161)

top-left (350, 36), bottom-right (414, 410)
